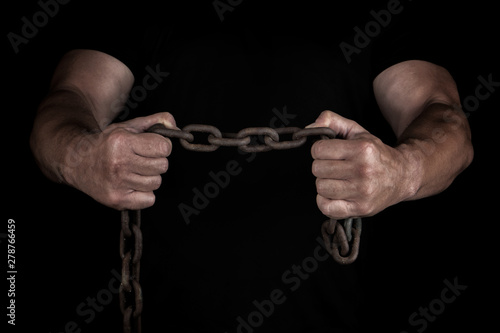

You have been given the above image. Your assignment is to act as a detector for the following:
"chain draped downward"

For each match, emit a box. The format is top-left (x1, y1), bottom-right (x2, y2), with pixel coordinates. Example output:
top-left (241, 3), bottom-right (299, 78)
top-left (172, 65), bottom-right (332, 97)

top-left (119, 123), bottom-right (363, 333)
top-left (120, 210), bottom-right (143, 333)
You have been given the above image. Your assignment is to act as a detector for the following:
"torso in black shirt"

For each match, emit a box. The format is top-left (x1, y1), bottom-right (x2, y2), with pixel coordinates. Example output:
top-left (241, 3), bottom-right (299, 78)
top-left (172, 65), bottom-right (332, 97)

top-left (81, 1), bottom-right (441, 332)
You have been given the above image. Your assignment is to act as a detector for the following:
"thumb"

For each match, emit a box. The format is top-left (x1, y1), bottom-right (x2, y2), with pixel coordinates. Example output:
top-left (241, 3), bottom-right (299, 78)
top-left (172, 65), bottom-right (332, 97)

top-left (306, 110), bottom-right (368, 139)
top-left (121, 112), bottom-right (178, 133)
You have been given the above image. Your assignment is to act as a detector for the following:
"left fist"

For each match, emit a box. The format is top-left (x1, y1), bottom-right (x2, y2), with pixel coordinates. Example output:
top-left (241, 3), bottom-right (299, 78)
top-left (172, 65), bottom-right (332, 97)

top-left (309, 111), bottom-right (416, 219)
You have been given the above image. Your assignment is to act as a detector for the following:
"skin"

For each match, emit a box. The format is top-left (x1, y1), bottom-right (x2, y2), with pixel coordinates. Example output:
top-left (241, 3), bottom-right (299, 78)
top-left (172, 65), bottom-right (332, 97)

top-left (31, 49), bottom-right (175, 210)
top-left (310, 60), bottom-right (473, 219)
top-left (30, 50), bottom-right (473, 215)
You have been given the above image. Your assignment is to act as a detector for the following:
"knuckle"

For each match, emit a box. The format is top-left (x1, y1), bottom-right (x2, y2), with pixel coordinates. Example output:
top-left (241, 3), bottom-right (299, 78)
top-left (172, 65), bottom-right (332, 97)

top-left (160, 138), bottom-right (172, 156)
top-left (153, 112), bottom-right (177, 130)
top-left (356, 137), bottom-right (381, 159)
top-left (311, 160), bottom-right (320, 176)
top-left (141, 192), bottom-right (156, 209)
top-left (317, 195), bottom-right (350, 220)
top-left (319, 205), bottom-right (330, 217)
top-left (315, 178), bottom-right (327, 195)
top-left (357, 159), bottom-right (377, 179)
top-left (151, 176), bottom-right (163, 190)
top-left (107, 156), bottom-right (125, 178)
top-left (164, 112), bottom-right (176, 126)
top-left (317, 195), bottom-right (330, 216)
top-left (357, 163), bottom-right (369, 178)
top-left (105, 130), bottom-right (134, 175)
top-left (160, 158), bottom-right (169, 174)
top-left (311, 140), bottom-right (326, 159)
top-left (108, 128), bottom-right (131, 148)
top-left (358, 181), bottom-right (375, 197)
top-left (105, 191), bottom-right (125, 210)
top-left (312, 160), bottom-right (329, 177)
top-left (358, 139), bottom-right (376, 157)
top-left (149, 135), bottom-right (172, 157)
top-left (160, 111), bottom-right (175, 122)
top-left (318, 110), bottom-right (335, 124)
top-left (106, 135), bottom-right (131, 163)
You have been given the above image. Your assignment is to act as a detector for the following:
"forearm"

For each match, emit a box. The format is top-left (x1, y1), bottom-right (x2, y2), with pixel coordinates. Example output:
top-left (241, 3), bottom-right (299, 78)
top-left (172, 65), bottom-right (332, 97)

top-left (31, 49), bottom-right (136, 184)
top-left (395, 102), bottom-right (473, 201)
top-left (30, 88), bottom-right (100, 184)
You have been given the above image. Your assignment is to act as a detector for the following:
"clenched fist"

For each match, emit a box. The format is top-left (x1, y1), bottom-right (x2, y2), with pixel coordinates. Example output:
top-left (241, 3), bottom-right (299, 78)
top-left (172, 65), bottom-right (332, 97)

top-left (309, 111), bottom-right (417, 219)
top-left (63, 112), bottom-right (176, 210)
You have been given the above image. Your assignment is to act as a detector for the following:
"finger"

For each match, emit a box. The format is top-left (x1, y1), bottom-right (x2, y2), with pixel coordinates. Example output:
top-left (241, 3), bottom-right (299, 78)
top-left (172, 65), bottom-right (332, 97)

top-left (311, 139), bottom-right (360, 160)
top-left (312, 160), bottom-right (355, 179)
top-left (125, 173), bottom-right (163, 192)
top-left (315, 178), bottom-right (357, 200)
top-left (316, 195), bottom-right (354, 220)
top-left (123, 112), bottom-right (177, 132)
top-left (131, 133), bottom-right (172, 158)
top-left (307, 110), bottom-right (368, 139)
top-left (130, 156), bottom-right (169, 176)
top-left (121, 191), bottom-right (157, 210)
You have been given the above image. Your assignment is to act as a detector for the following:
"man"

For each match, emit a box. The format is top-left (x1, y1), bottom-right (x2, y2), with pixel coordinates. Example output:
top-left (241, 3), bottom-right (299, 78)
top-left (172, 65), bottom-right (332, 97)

top-left (30, 1), bottom-right (472, 332)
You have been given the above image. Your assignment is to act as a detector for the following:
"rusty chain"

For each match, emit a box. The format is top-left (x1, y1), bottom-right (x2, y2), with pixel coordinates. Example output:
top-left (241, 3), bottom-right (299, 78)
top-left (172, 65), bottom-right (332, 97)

top-left (120, 210), bottom-right (143, 333)
top-left (321, 218), bottom-right (362, 265)
top-left (146, 123), bottom-right (339, 152)
top-left (119, 123), bottom-right (362, 333)
top-left (145, 123), bottom-right (362, 262)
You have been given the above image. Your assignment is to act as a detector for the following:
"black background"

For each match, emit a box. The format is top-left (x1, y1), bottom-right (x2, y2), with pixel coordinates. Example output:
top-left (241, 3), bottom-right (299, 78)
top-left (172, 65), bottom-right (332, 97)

top-left (3, 0), bottom-right (498, 332)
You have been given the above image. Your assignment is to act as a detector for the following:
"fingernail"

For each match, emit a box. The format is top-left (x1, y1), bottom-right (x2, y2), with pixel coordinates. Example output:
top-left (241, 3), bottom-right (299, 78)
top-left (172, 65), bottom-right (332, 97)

top-left (159, 119), bottom-right (178, 130)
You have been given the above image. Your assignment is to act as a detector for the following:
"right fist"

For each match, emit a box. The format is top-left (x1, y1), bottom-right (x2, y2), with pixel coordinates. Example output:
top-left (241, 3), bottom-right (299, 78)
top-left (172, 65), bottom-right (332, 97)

top-left (63, 112), bottom-right (176, 210)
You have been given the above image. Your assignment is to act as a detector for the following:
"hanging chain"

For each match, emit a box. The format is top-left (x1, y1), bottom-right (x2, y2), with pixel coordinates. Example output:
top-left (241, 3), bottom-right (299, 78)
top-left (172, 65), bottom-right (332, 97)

top-left (321, 218), bottom-right (362, 265)
top-left (119, 210), bottom-right (143, 333)
top-left (119, 123), bottom-right (363, 332)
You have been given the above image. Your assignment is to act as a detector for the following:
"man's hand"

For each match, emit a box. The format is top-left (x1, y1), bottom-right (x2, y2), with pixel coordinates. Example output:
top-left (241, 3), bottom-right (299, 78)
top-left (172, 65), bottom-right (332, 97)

top-left (30, 50), bottom-right (179, 210)
top-left (309, 61), bottom-right (473, 219)
top-left (63, 112), bottom-right (176, 210)
top-left (309, 111), bottom-right (417, 219)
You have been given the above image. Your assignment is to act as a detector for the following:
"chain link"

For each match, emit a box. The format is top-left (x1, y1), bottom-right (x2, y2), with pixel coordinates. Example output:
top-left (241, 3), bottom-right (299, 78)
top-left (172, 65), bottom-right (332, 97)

top-left (119, 210), bottom-right (143, 333)
top-left (321, 218), bottom-right (362, 265)
top-left (146, 123), bottom-right (336, 152)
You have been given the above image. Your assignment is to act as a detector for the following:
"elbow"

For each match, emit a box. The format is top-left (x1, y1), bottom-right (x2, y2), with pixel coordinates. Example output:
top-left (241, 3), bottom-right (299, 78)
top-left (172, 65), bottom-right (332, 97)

top-left (461, 108), bottom-right (474, 171)
top-left (30, 118), bottom-right (52, 182)
top-left (456, 110), bottom-right (474, 174)
top-left (30, 115), bottom-right (42, 168)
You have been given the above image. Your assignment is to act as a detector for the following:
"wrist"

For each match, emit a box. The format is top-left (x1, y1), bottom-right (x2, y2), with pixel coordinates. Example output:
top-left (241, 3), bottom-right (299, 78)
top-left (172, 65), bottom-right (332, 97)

top-left (31, 120), bottom-right (97, 188)
top-left (395, 141), bottom-right (425, 201)
top-left (60, 128), bottom-right (100, 188)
